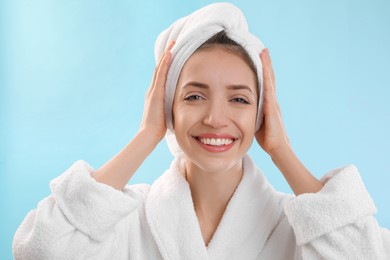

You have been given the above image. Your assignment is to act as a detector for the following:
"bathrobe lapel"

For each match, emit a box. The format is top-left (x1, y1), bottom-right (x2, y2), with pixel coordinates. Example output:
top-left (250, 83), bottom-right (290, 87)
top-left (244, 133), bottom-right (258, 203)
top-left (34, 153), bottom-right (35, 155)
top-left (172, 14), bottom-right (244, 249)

top-left (145, 156), bottom-right (208, 259)
top-left (145, 154), bottom-right (286, 260)
top-left (207, 155), bottom-right (286, 259)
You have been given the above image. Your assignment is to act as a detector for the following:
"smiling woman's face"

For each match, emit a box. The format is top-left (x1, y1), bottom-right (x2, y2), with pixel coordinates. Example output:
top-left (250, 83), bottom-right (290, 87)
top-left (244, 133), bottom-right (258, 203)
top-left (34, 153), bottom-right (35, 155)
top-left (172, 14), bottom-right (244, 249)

top-left (173, 46), bottom-right (258, 174)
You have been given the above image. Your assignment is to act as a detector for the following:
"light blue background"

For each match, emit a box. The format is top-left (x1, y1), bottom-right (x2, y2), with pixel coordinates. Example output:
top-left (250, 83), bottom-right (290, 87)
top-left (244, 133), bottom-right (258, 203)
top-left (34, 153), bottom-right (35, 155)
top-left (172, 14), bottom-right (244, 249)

top-left (1, 0), bottom-right (389, 259)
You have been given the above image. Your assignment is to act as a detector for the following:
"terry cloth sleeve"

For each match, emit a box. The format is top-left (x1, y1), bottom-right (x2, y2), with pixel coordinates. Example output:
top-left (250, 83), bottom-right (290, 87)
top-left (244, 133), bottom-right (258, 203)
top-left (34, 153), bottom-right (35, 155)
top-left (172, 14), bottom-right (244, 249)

top-left (13, 160), bottom-right (144, 260)
top-left (283, 165), bottom-right (390, 259)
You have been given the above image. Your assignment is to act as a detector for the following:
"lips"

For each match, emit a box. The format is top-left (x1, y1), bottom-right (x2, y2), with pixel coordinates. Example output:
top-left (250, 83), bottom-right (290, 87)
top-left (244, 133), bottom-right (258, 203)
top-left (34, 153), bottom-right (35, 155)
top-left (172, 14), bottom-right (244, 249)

top-left (192, 133), bottom-right (237, 152)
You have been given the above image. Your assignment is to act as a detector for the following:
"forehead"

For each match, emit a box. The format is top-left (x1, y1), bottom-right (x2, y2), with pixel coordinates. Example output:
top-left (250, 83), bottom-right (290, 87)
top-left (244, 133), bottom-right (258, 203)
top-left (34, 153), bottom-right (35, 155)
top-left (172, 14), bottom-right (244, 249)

top-left (177, 46), bottom-right (257, 92)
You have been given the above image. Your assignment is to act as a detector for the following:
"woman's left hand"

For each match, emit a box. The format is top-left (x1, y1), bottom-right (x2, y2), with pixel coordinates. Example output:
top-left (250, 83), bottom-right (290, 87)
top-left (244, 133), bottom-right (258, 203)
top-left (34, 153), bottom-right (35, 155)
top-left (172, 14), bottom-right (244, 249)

top-left (255, 49), bottom-right (290, 157)
top-left (256, 49), bottom-right (324, 195)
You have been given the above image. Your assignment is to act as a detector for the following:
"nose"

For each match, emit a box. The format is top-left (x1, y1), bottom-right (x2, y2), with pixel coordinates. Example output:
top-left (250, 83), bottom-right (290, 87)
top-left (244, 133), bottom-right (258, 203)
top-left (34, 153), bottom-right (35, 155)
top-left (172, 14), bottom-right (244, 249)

top-left (202, 100), bottom-right (229, 128)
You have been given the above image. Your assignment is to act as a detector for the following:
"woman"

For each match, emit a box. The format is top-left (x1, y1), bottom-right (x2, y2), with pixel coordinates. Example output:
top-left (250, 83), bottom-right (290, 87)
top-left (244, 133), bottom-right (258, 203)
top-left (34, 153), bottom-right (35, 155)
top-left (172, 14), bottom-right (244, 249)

top-left (13, 3), bottom-right (390, 259)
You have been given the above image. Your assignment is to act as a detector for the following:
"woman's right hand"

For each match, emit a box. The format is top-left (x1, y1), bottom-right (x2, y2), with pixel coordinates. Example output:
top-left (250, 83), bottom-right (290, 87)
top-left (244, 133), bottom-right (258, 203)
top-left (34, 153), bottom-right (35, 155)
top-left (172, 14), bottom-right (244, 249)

top-left (139, 41), bottom-right (175, 143)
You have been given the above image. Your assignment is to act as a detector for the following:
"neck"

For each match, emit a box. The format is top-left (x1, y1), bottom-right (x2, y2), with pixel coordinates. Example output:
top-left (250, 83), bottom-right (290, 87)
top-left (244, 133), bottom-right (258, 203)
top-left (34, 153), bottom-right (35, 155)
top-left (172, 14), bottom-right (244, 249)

top-left (185, 158), bottom-right (243, 223)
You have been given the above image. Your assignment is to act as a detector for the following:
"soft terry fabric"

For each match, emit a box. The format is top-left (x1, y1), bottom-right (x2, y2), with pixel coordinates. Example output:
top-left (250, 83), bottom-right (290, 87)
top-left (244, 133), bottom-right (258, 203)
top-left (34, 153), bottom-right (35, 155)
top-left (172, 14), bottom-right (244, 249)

top-left (13, 155), bottom-right (390, 259)
top-left (154, 2), bottom-right (265, 133)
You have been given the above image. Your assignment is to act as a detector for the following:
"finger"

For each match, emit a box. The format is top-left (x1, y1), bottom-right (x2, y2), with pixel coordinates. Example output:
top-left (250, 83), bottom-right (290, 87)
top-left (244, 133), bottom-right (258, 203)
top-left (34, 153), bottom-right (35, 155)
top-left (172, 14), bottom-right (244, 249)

top-left (147, 66), bottom-right (159, 98)
top-left (148, 41), bottom-right (175, 96)
top-left (153, 47), bottom-right (174, 95)
top-left (261, 49), bottom-right (275, 81)
top-left (260, 49), bottom-right (273, 102)
top-left (152, 52), bottom-right (168, 87)
top-left (166, 40), bottom-right (175, 52)
top-left (260, 49), bottom-right (277, 103)
top-left (260, 48), bottom-right (276, 91)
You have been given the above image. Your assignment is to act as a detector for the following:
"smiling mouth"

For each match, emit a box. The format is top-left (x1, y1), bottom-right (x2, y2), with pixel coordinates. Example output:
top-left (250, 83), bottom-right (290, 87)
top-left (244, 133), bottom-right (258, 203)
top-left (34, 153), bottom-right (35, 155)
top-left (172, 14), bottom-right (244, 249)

top-left (193, 136), bottom-right (236, 146)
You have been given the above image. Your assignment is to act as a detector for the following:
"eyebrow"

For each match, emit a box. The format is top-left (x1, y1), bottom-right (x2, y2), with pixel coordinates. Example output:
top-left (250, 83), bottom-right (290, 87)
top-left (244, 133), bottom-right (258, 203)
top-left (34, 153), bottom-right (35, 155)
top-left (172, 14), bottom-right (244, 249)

top-left (182, 81), bottom-right (209, 89)
top-left (182, 81), bottom-right (254, 94)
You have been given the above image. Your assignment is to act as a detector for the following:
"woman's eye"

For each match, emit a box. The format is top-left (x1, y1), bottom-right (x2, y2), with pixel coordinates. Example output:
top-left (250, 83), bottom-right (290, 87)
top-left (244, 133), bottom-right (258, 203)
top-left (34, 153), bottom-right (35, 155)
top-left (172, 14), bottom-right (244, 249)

top-left (232, 97), bottom-right (250, 104)
top-left (184, 95), bottom-right (204, 101)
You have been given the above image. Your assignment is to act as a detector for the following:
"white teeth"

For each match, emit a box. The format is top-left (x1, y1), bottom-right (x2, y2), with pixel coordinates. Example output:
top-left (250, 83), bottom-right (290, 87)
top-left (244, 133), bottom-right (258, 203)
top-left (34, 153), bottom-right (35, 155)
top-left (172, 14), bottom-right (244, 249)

top-left (199, 138), bottom-right (234, 146)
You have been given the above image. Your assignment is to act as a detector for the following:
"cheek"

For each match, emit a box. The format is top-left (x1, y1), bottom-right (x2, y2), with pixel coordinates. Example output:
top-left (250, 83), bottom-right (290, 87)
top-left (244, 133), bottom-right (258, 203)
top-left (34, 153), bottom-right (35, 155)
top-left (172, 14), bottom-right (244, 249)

top-left (172, 104), bottom-right (194, 131)
top-left (236, 108), bottom-right (257, 134)
top-left (172, 106), bottom-right (200, 151)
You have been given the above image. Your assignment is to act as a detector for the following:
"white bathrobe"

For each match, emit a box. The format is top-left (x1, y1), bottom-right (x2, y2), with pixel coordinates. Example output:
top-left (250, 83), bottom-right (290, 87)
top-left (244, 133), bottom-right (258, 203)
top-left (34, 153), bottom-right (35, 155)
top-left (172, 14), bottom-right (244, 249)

top-left (13, 154), bottom-right (390, 259)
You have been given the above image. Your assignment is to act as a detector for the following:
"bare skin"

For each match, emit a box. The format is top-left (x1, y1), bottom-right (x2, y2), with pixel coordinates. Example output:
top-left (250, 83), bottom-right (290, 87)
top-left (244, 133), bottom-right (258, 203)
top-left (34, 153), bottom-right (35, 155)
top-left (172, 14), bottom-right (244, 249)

top-left (93, 43), bottom-right (324, 246)
top-left (186, 164), bottom-right (243, 245)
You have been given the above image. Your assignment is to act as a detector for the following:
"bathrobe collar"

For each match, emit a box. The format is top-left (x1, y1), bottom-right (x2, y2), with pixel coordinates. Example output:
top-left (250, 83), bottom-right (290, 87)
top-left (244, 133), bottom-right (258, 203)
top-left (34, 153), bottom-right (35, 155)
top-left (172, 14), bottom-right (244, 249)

top-left (145, 154), bottom-right (285, 260)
